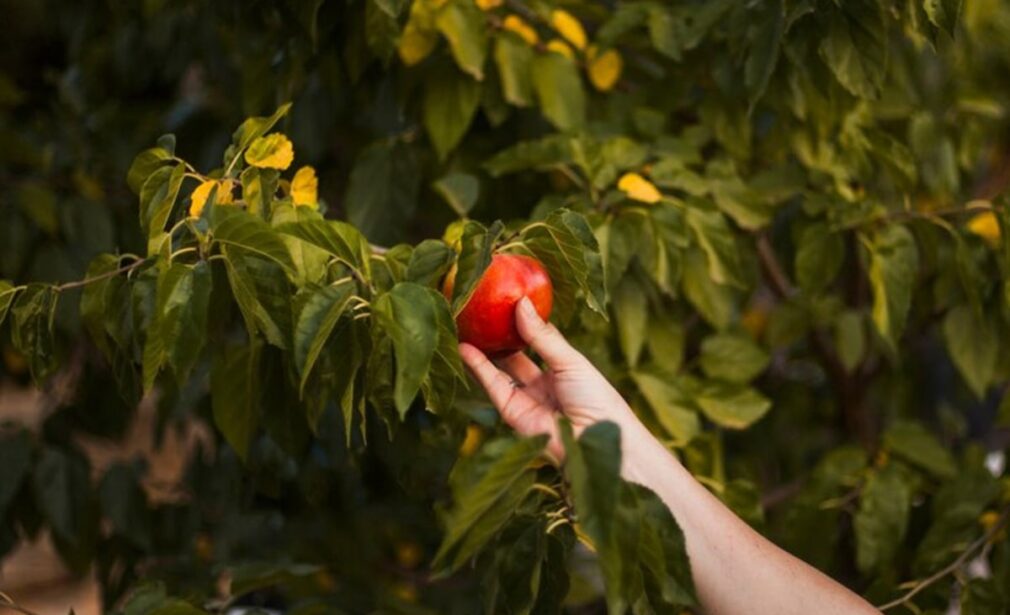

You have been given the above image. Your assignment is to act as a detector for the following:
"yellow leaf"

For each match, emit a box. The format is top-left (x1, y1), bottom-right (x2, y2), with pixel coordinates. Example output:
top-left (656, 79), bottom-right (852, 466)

top-left (546, 38), bottom-right (574, 60)
top-left (398, 22), bottom-right (438, 66)
top-left (550, 9), bottom-right (586, 50)
top-left (458, 424), bottom-right (483, 457)
top-left (291, 166), bottom-right (319, 207)
top-left (189, 179), bottom-right (234, 218)
top-left (475, 0), bottom-right (502, 9)
top-left (618, 172), bottom-right (662, 204)
top-left (587, 45), bottom-right (623, 91)
top-left (967, 210), bottom-right (1001, 247)
top-left (245, 133), bottom-right (294, 170)
top-left (502, 14), bottom-right (539, 46)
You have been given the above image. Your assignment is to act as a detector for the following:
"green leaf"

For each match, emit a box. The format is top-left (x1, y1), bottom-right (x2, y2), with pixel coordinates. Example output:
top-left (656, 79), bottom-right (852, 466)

top-left (0, 429), bottom-right (32, 518)
top-left (156, 262), bottom-right (212, 381)
top-left (10, 284), bottom-right (59, 382)
top-left (834, 310), bottom-right (866, 372)
top-left (275, 211), bottom-right (373, 279)
top-left (344, 139), bottom-right (420, 245)
top-left (484, 518), bottom-right (548, 615)
top-left (435, 0), bottom-right (488, 80)
top-left (684, 205), bottom-right (743, 288)
top-left (293, 281), bottom-right (356, 394)
top-left (882, 421), bottom-right (957, 480)
top-left (79, 255), bottom-right (121, 359)
top-left (613, 275), bottom-right (647, 367)
top-left (211, 342), bottom-right (261, 461)
top-left (867, 224), bottom-right (919, 353)
top-left (626, 482), bottom-right (697, 608)
top-left (961, 579), bottom-right (1008, 615)
top-left (531, 53), bottom-right (585, 131)
top-left (795, 222), bottom-right (844, 294)
top-left (240, 166), bottom-right (280, 217)
top-left (433, 435), bottom-right (548, 571)
top-left (420, 291), bottom-right (466, 415)
top-left (99, 463), bottom-right (152, 550)
top-left (923, 0), bottom-right (962, 38)
top-left (212, 206), bottom-right (296, 275)
top-left (699, 333), bottom-right (769, 384)
top-left (451, 219), bottom-right (504, 314)
top-left (433, 172), bottom-right (479, 217)
top-left (631, 369), bottom-right (700, 444)
top-left (646, 310), bottom-right (685, 374)
top-left (127, 147), bottom-right (172, 195)
top-left (372, 282), bottom-right (440, 416)
top-left (33, 448), bottom-right (93, 547)
top-left (484, 135), bottom-right (573, 176)
top-left (139, 163), bottom-right (185, 253)
top-left (222, 250), bottom-right (292, 349)
top-left (406, 239), bottom-right (455, 287)
top-left (745, 0), bottom-right (784, 110)
top-left (681, 249), bottom-right (736, 330)
top-left (120, 583), bottom-right (209, 615)
top-left (854, 465), bottom-right (911, 574)
top-left (0, 280), bottom-right (18, 328)
top-left (230, 103), bottom-right (292, 153)
top-left (943, 304), bottom-right (997, 399)
top-left (494, 34), bottom-right (534, 107)
top-left (818, 2), bottom-right (887, 99)
top-left (693, 381), bottom-right (771, 429)
top-left (424, 67), bottom-right (481, 161)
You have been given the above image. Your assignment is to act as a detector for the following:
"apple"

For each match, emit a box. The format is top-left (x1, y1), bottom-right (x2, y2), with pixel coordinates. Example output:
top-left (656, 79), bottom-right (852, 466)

top-left (442, 253), bottom-right (553, 357)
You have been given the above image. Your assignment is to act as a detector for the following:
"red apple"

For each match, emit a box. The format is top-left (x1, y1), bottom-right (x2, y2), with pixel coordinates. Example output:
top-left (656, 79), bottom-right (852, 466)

top-left (442, 253), bottom-right (553, 357)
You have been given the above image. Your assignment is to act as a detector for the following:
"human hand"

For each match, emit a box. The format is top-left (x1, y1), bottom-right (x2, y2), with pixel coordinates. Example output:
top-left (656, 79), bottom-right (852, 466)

top-left (458, 296), bottom-right (645, 462)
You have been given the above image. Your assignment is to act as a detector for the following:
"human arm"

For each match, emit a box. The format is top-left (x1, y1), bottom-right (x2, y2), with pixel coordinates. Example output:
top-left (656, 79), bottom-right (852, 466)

top-left (458, 297), bottom-right (879, 615)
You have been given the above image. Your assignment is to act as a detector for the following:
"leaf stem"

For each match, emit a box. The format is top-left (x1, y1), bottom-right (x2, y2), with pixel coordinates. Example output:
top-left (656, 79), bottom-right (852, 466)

top-left (53, 257), bottom-right (148, 293)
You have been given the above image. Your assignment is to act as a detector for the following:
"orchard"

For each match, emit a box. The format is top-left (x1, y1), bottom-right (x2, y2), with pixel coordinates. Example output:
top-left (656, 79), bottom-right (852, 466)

top-left (2, 0), bottom-right (1010, 613)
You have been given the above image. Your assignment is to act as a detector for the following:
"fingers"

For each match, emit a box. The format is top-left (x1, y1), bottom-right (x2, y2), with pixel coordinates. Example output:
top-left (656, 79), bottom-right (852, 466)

top-left (515, 297), bottom-right (586, 372)
top-left (496, 351), bottom-right (542, 387)
top-left (459, 343), bottom-right (556, 438)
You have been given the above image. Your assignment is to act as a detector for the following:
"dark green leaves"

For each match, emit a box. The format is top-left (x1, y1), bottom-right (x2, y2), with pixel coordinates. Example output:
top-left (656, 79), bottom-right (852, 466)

top-left (818, 1), bottom-right (888, 99)
top-left (127, 146), bottom-right (173, 195)
top-left (275, 211), bottom-right (373, 279)
top-left (924, 0), bottom-right (963, 38)
top-left (745, 0), bottom-right (784, 110)
top-left (425, 67), bottom-right (481, 161)
top-left (211, 343), bottom-right (260, 461)
top-left (0, 429), bottom-right (33, 518)
top-left (867, 224), bottom-right (919, 353)
top-left (406, 239), bottom-right (455, 286)
top-left (435, 0), bottom-right (488, 80)
top-left (212, 206), bottom-right (296, 276)
top-left (293, 281), bottom-right (356, 394)
top-left (699, 333), bottom-right (769, 384)
top-left (494, 34), bottom-right (534, 107)
top-left (520, 209), bottom-right (607, 323)
top-left (433, 173), bottom-right (479, 216)
top-left (10, 284), bottom-right (58, 382)
top-left (531, 53), bottom-right (585, 131)
top-left (344, 139), bottom-right (421, 244)
top-left (433, 434), bottom-right (548, 572)
top-left (143, 262), bottom-right (212, 389)
top-left (139, 163), bottom-right (185, 253)
top-left (854, 465), bottom-right (911, 574)
top-left (943, 303), bottom-right (997, 399)
top-left (33, 448), bottom-right (95, 551)
top-left (882, 421), bottom-right (957, 480)
top-left (450, 219), bottom-right (504, 314)
top-left (371, 282), bottom-right (440, 416)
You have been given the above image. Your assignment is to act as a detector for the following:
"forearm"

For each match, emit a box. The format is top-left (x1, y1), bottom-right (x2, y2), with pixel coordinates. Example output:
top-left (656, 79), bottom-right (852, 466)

top-left (616, 419), bottom-right (878, 615)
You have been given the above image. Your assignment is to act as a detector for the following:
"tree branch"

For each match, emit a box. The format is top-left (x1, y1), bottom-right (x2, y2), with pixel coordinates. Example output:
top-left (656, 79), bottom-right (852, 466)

top-left (54, 256), bottom-right (148, 292)
top-left (877, 505), bottom-right (1010, 611)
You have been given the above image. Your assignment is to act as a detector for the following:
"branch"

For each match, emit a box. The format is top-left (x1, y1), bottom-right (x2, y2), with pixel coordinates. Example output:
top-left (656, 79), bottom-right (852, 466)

top-left (54, 257), bottom-right (148, 292)
top-left (877, 505), bottom-right (1010, 611)
top-left (0, 592), bottom-right (43, 615)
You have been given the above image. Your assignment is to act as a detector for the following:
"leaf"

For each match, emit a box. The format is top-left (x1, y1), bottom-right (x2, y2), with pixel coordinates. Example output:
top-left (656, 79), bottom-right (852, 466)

top-left (613, 275), bottom-right (647, 367)
top-left (587, 47), bottom-right (623, 92)
top-left (433, 172), bottom-right (479, 216)
top-left (33, 448), bottom-right (93, 547)
top-left (854, 465), bottom-right (911, 574)
top-left (293, 281), bottom-right (356, 394)
top-left (155, 262), bottom-right (212, 381)
top-left (699, 333), bottom-right (769, 384)
top-left (406, 239), bottom-right (455, 287)
top-left (883, 421), bottom-right (957, 480)
top-left (344, 139), bottom-right (421, 245)
top-left (99, 463), bottom-right (151, 550)
top-left (241, 167), bottom-right (279, 217)
top-left (212, 206), bottom-right (296, 275)
top-left (494, 34), bottom-right (534, 106)
top-left (531, 53), bottom-right (585, 131)
top-left (451, 220), bottom-right (504, 314)
top-left (139, 163), bottom-right (185, 252)
top-left (0, 429), bottom-right (32, 518)
top-left (550, 9), bottom-right (587, 50)
top-left (818, 3), bottom-right (887, 99)
top-left (424, 67), bottom-right (481, 161)
top-left (435, 0), bottom-right (488, 80)
top-left (275, 212), bottom-right (373, 279)
top-left (943, 304), bottom-right (998, 399)
top-left (484, 135), bottom-right (573, 176)
top-left (646, 310), bottom-right (685, 375)
top-left (0, 280), bottom-right (16, 328)
top-left (433, 435), bottom-right (548, 571)
top-left (372, 283), bottom-right (440, 416)
top-left (834, 310), bottom-right (866, 372)
top-left (795, 222), bottom-right (845, 294)
top-left (10, 284), bottom-right (59, 382)
top-left (421, 292), bottom-right (467, 414)
top-left (867, 224), bottom-right (919, 353)
top-left (211, 343), bottom-right (260, 461)
top-left (923, 0), bottom-right (962, 38)
top-left (693, 381), bottom-right (771, 429)
top-left (625, 482), bottom-right (697, 608)
top-left (617, 172), bottom-right (662, 204)
top-left (631, 370), bottom-right (700, 444)
top-left (127, 147), bottom-right (172, 195)
top-left (961, 579), bottom-right (1008, 615)
top-left (744, 0), bottom-right (784, 110)
top-left (681, 249), bottom-right (736, 330)
top-left (684, 206), bottom-right (743, 288)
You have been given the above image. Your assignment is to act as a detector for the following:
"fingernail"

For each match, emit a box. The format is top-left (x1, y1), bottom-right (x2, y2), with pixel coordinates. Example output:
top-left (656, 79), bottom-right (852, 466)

top-left (518, 296), bottom-right (538, 319)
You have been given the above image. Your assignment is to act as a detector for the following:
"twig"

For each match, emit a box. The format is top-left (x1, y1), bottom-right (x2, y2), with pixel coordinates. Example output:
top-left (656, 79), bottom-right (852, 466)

top-left (878, 505), bottom-right (1010, 611)
top-left (54, 257), bottom-right (148, 292)
top-left (0, 592), bottom-right (44, 615)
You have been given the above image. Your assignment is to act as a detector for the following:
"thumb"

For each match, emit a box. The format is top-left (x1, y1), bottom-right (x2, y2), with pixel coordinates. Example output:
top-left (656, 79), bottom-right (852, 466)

top-left (515, 297), bottom-right (586, 372)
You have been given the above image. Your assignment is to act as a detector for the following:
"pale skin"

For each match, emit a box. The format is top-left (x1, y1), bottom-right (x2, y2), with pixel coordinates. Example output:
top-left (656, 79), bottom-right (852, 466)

top-left (458, 296), bottom-right (879, 615)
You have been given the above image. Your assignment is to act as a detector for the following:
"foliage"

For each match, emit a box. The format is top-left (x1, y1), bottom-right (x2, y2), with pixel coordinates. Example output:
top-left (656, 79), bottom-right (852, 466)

top-left (2, 0), bottom-right (1010, 613)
